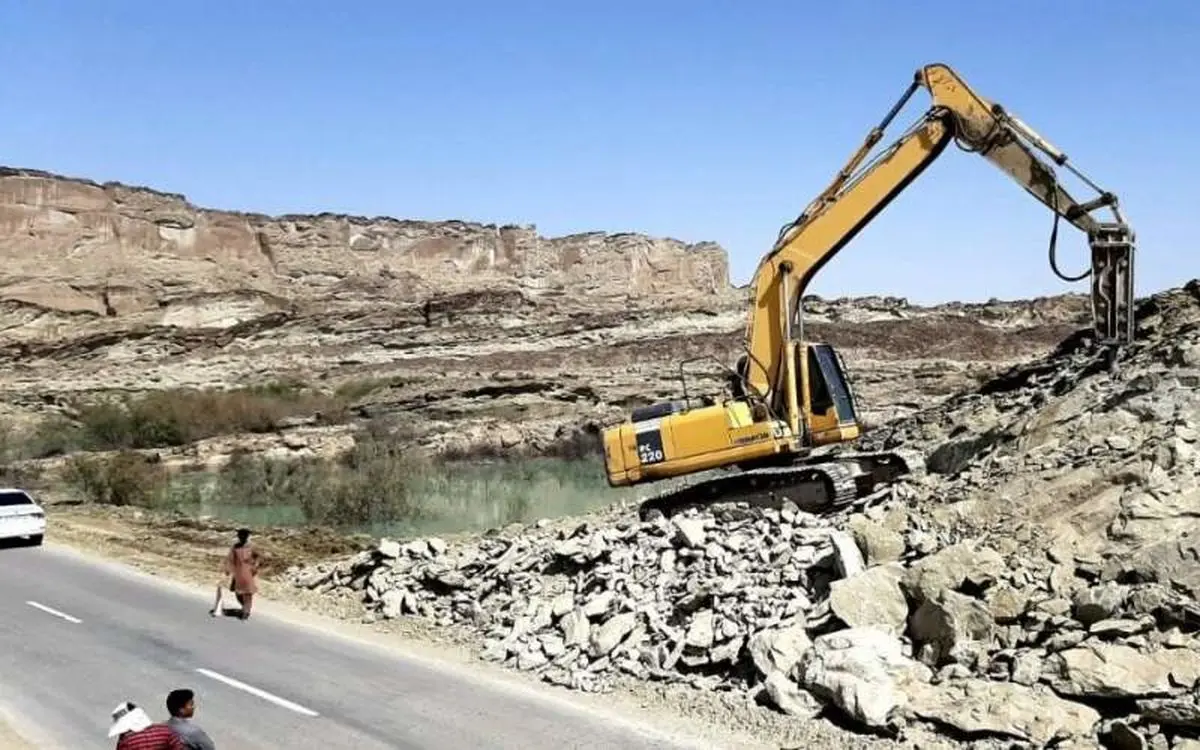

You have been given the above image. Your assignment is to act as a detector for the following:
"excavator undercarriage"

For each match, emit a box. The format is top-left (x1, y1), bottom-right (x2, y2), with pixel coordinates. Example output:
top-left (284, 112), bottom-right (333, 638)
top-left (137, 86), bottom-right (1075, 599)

top-left (635, 449), bottom-right (914, 521)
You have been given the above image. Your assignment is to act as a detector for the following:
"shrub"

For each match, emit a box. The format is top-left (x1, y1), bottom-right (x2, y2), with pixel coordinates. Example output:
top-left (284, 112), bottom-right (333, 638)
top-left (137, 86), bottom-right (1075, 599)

top-left (26, 416), bottom-right (89, 458)
top-left (62, 451), bottom-right (169, 507)
top-left (332, 377), bottom-right (390, 403)
top-left (202, 437), bottom-right (430, 529)
top-left (66, 382), bottom-right (351, 451)
top-left (0, 461), bottom-right (45, 490)
top-left (0, 416), bottom-right (83, 461)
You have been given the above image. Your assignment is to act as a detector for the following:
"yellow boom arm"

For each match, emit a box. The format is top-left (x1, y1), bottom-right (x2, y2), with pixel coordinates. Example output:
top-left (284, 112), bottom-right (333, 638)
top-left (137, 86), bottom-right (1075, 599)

top-left (741, 62), bottom-right (1135, 413)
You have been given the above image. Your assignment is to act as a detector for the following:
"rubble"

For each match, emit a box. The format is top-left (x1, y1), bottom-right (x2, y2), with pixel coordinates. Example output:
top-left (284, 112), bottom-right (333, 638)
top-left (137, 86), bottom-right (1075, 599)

top-left (798, 626), bottom-right (930, 729)
top-left (828, 563), bottom-right (908, 633)
top-left (1048, 643), bottom-right (1200, 698)
top-left (906, 679), bottom-right (1101, 746)
top-left (284, 279), bottom-right (1200, 748)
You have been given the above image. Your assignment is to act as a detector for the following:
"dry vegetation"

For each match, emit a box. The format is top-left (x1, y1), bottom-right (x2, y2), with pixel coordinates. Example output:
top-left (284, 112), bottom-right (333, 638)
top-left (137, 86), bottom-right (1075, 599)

top-left (1, 380), bottom-right (619, 538)
top-left (16, 378), bottom-right (350, 458)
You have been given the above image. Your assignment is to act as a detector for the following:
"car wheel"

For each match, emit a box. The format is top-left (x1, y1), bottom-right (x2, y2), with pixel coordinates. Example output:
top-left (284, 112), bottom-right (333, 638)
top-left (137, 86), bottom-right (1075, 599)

top-left (26, 534), bottom-right (43, 547)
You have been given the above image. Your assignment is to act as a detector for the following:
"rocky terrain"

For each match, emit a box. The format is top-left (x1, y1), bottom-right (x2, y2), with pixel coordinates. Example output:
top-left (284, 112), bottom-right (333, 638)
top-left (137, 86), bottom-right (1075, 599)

top-left (0, 166), bottom-right (1091, 465)
top-left (286, 279), bottom-right (1200, 748)
top-left (6, 164), bottom-right (1193, 747)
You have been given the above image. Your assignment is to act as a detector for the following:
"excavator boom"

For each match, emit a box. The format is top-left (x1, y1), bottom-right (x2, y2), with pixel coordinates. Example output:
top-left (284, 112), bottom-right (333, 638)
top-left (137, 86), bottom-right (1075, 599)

top-left (743, 62), bottom-right (1135, 411)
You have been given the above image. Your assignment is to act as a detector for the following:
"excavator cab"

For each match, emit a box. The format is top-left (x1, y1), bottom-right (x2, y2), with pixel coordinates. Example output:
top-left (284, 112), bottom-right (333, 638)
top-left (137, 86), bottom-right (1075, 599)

top-left (729, 343), bottom-right (863, 445)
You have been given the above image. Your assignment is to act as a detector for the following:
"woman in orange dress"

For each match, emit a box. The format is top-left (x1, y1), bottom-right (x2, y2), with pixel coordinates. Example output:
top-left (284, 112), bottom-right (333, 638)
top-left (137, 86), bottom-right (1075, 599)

top-left (222, 528), bottom-right (261, 620)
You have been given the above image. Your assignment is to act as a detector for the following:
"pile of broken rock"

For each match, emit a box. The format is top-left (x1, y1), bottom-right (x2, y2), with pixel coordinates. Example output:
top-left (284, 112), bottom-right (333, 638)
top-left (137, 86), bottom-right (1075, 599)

top-left (286, 280), bottom-right (1200, 749)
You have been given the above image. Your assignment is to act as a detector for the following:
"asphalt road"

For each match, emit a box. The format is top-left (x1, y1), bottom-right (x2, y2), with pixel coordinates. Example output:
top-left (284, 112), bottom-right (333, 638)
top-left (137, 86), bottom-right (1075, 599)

top-left (0, 542), bottom-right (708, 749)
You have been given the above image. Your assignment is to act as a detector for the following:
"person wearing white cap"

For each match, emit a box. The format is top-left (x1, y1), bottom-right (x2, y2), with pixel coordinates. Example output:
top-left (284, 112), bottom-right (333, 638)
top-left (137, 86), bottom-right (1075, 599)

top-left (108, 700), bottom-right (183, 749)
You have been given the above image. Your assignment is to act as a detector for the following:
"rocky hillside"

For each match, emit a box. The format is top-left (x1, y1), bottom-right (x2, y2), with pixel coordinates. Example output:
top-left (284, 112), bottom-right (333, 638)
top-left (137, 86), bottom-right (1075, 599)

top-left (0, 166), bottom-right (1092, 463)
top-left (288, 279), bottom-right (1200, 748)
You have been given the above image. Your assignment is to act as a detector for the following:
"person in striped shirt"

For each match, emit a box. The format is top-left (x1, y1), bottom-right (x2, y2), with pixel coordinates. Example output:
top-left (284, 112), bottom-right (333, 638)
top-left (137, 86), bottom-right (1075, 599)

top-left (108, 701), bottom-right (183, 750)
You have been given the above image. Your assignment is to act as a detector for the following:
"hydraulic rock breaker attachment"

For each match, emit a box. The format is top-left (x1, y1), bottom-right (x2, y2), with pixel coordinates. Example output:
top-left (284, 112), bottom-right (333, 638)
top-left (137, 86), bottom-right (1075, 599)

top-left (1090, 222), bottom-right (1135, 344)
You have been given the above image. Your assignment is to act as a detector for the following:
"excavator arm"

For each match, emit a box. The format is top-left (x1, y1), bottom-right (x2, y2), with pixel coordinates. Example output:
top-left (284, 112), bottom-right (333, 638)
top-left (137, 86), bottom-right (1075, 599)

top-left (741, 62), bottom-right (1136, 412)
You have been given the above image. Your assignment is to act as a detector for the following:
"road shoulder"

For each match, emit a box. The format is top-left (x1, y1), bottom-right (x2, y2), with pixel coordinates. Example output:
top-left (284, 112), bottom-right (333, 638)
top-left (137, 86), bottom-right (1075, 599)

top-left (0, 703), bottom-right (49, 749)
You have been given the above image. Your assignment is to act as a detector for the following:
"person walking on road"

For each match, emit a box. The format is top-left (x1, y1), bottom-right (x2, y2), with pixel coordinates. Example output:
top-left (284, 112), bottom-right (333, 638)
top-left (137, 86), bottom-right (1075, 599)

top-left (223, 527), bottom-right (261, 620)
top-left (165, 688), bottom-right (216, 750)
top-left (108, 701), bottom-right (183, 749)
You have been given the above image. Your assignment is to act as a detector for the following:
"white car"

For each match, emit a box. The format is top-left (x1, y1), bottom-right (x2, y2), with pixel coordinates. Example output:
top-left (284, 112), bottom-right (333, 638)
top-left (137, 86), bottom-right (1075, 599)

top-left (0, 488), bottom-right (45, 546)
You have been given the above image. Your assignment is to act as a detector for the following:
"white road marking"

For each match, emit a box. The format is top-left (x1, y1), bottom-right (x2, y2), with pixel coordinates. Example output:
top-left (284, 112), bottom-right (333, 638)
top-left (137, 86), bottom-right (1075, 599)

top-left (195, 668), bottom-right (320, 717)
top-left (25, 601), bottom-right (81, 624)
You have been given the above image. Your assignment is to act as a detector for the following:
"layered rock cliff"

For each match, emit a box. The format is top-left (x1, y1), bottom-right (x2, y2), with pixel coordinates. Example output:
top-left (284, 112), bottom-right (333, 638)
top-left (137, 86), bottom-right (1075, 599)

top-left (0, 166), bottom-right (729, 318)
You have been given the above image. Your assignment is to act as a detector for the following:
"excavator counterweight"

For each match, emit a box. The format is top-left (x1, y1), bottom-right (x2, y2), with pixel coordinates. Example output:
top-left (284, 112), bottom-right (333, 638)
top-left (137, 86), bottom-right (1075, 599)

top-left (600, 62), bottom-right (1137, 520)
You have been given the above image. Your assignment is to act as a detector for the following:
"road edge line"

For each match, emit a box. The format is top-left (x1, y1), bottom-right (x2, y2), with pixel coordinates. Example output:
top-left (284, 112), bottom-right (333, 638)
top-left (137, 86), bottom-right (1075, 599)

top-left (24, 601), bottom-right (81, 624)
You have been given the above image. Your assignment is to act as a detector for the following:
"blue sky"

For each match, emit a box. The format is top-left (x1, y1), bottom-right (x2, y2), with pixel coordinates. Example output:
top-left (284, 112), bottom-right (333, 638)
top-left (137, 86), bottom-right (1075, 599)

top-left (1, 1), bottom-right (1195, 303)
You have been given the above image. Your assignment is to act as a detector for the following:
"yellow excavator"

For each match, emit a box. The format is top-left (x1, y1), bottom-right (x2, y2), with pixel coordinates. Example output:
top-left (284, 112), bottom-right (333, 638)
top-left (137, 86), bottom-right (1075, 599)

top-left (601, 62), bottom-right (1136, 519)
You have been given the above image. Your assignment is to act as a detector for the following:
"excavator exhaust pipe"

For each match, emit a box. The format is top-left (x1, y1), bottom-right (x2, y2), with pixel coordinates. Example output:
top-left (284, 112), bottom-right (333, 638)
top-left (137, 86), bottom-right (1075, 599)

top-left (1089, 223), bottom-right (1136, 344)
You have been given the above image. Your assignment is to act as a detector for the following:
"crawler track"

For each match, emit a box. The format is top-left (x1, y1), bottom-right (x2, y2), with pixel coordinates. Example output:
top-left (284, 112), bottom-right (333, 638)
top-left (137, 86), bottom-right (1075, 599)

top-left (636, 450), bottom-right (914, 520)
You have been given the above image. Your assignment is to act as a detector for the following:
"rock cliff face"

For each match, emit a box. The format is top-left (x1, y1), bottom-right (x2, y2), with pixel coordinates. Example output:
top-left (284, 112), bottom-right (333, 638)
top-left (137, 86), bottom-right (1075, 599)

top-left (0, 166), bottom-right (1093, 461)
top-left (0, 166), bottom-right (728, 318)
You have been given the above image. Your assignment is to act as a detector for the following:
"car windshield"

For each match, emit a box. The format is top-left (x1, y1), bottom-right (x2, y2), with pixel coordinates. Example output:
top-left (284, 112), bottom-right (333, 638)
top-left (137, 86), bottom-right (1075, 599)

top-left (0, 491), bottom-right (34, 507)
